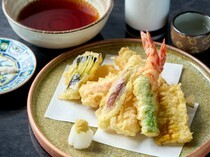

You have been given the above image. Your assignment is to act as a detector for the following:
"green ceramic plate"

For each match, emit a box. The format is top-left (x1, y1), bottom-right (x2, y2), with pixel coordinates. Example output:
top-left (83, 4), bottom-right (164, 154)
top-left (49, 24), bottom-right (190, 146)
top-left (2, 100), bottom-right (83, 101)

top-left (27, 39), bottom-right (210, 157)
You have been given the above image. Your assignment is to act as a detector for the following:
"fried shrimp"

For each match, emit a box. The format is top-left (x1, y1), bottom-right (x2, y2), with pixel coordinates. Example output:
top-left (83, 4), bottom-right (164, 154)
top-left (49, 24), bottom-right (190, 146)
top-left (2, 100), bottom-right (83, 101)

top-left (133, 31), bottom-right (166, 137)
top-left (139, 31), bottom-right (166, 91)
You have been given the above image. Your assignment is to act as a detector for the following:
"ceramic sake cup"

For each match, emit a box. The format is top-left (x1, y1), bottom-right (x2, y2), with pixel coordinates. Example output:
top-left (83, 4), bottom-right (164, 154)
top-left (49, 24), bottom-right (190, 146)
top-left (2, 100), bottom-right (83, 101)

top-left (171, 11), bottom-right (210, 53)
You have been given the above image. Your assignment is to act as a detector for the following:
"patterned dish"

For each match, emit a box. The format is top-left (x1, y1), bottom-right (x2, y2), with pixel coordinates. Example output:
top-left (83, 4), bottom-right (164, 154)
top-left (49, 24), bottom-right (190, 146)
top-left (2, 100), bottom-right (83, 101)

top-left (0, 37), bottom-right (36, 94)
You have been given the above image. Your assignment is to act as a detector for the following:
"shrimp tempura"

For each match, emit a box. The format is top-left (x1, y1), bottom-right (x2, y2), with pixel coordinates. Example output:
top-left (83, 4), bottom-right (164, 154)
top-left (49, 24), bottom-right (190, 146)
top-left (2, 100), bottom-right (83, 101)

top-left (133, 31), bottom-right (166, 137)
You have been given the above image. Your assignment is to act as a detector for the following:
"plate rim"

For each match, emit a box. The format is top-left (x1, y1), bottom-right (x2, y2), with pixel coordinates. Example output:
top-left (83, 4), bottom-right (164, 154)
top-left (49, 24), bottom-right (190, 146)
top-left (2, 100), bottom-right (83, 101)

top-left (0, 37), bottom-right (37, 94)
top-left (27, 38), bottom-right (210, 157)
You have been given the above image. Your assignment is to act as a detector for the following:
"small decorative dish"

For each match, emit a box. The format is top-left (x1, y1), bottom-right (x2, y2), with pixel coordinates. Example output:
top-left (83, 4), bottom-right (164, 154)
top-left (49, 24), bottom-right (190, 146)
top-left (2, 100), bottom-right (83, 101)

top-left (0, 37), bottom-right (36, 94)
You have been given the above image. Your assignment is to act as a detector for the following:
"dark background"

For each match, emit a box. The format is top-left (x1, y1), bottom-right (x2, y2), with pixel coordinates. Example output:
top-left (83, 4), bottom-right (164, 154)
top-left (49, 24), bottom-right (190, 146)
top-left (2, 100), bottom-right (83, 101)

top-left (0, 0), bottom-right (209, 156)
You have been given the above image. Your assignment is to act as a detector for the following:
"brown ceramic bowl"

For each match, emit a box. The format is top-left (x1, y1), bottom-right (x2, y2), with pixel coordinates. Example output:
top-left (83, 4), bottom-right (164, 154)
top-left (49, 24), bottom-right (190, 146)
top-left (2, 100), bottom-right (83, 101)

top-left (171, 11), bottom-right (210, 53)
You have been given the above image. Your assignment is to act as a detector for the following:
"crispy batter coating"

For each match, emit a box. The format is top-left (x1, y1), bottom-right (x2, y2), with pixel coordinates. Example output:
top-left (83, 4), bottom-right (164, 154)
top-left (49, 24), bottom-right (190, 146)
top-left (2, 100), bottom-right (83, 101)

top-left (79, 52), bottom-right (143, 109)
top-left (123, 55), bottom-right (145, 71)
top-left (59, 51), bottom-right (103, 100)
top-left (110, 96), bottom-right (141, 136)
top-left (156, 82), bottom-right (193, 145)
top-left (133, 75), bottom-right (160, 137)
top-left (92, 64), bottom-right (118, 81)
top-left (112, 47), bottom-right (139, 70)
top-left (95, 70), bottom-right (133, 129)
top-left (79, 73), bottom-right (117, 108)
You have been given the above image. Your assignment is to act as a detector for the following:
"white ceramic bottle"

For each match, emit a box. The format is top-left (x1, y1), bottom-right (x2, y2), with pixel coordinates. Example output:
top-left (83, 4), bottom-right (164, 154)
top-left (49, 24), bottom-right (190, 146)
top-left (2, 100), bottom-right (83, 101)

top-left (125, 0), bottom-right (171, 40)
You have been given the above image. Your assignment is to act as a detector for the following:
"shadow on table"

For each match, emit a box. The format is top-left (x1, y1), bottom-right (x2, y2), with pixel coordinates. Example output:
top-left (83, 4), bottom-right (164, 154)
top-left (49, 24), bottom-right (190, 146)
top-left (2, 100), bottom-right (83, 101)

top-left (0, 80), bottom-right (32, 110)
top-left (28, 125), bottom-right (50, 157)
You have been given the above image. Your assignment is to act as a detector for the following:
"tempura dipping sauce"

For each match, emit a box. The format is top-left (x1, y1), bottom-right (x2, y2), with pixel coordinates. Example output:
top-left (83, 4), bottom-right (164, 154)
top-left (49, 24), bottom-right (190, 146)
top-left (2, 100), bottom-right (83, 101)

top-left (17, 0), bottom-right (99, 31)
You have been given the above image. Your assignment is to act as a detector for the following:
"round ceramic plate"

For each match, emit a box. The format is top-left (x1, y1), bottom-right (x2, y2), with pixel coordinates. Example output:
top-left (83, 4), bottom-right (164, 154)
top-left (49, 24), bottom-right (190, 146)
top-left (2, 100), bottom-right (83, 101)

top-left (27, 39), bottom-right (210, 157)
top-left (0, 37), bottom-right (36, 94)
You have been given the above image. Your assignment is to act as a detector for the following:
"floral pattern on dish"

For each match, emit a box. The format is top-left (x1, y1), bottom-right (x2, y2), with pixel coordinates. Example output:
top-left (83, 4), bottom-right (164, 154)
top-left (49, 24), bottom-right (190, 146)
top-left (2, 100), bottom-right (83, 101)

top-left (0, 38), bottom-right (36, 94)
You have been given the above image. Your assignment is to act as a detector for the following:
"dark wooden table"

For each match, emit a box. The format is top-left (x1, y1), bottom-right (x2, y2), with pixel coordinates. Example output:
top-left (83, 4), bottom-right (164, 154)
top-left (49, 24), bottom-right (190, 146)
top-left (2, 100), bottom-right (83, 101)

top-left (0, 0), bottom-right (209, 156)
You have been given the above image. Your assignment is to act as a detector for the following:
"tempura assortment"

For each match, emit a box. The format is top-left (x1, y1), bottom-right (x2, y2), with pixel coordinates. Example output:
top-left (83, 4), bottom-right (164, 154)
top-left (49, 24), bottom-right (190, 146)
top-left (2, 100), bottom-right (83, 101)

top-left (60, 31), bottom-right (193, 146)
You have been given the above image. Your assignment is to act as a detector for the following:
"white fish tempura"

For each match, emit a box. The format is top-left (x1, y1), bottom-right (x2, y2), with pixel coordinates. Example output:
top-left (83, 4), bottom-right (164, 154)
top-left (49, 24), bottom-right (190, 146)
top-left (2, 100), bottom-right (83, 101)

top-left (68, 119), bottom-right (94, 149)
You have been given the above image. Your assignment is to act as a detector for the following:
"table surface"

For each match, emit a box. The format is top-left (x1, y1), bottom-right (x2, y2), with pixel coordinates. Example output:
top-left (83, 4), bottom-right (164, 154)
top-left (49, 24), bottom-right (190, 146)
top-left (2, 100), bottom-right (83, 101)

top-left (0, 0), bottom-right (209, 157)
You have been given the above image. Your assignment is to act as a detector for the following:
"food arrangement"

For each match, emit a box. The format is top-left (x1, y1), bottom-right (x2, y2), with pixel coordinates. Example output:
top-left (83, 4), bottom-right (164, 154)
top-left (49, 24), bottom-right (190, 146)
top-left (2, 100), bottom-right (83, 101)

top-left (59, 31), bottom-right (193, 146)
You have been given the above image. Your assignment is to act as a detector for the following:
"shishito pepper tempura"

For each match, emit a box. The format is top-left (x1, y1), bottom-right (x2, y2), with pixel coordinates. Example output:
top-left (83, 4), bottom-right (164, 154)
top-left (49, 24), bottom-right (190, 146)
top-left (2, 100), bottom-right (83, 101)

top-left (60, 31), bottom-right (193, 145)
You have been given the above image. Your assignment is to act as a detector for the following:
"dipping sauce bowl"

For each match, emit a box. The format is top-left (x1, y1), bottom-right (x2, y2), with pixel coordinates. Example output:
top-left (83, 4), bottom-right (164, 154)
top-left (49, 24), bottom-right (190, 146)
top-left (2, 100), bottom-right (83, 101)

top-left (2, 0), bottom-right (113, 49)
top-left (171, 11), bottom-right (210, 53)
